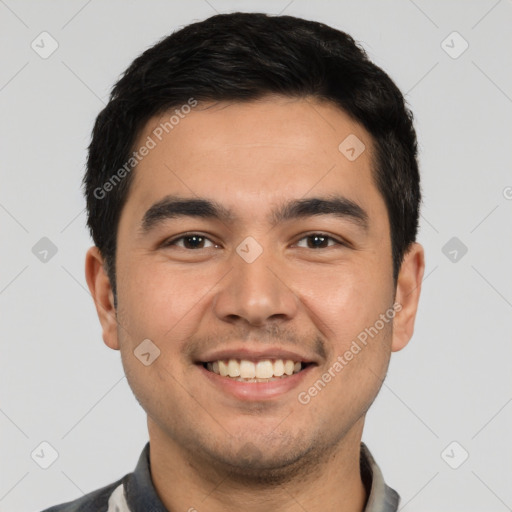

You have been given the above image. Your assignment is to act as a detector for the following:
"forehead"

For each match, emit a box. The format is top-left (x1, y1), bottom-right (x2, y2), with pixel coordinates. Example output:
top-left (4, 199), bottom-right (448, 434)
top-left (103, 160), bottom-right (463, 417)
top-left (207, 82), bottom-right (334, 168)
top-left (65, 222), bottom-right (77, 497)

top-left (124, 96), bottom-right (386, 228)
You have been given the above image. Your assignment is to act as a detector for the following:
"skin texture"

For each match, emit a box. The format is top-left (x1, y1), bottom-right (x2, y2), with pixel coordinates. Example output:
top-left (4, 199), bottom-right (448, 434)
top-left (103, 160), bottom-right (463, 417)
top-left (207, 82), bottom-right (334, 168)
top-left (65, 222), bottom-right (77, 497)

top-left (85, 95), bottom-right (425, 512)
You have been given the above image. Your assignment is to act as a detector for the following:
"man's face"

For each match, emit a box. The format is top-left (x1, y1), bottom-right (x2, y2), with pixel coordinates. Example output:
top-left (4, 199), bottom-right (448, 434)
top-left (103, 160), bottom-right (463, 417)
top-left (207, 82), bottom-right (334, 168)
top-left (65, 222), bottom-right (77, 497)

top-left (99, 96), bottom-right (407, 474)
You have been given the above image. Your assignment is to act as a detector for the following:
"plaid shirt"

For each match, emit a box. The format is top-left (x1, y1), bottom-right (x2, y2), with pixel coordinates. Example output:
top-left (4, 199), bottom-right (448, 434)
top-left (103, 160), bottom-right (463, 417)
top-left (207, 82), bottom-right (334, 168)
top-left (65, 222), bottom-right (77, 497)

top-left (41, 442), bottom-right (399, 512)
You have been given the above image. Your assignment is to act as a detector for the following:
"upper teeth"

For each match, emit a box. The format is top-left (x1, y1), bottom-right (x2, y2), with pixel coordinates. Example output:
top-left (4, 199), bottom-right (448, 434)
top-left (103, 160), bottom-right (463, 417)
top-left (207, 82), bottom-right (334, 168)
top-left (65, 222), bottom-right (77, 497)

top-left (206, 359), bottom-right (302, 379)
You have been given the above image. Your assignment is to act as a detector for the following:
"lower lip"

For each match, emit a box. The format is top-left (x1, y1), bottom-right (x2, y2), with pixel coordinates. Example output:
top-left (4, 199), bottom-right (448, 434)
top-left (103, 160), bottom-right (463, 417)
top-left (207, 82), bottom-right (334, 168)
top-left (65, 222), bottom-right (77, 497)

top-left (198, 364), bottom-right (315, 401)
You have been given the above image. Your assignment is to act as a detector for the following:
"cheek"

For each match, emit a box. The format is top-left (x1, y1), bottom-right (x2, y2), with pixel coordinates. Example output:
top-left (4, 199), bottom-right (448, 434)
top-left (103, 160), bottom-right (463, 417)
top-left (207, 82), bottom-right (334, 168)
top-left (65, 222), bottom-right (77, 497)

top-left (116, 259), bottom-right (221, 343)
top-left (296, 261), bottom-right (390, 344)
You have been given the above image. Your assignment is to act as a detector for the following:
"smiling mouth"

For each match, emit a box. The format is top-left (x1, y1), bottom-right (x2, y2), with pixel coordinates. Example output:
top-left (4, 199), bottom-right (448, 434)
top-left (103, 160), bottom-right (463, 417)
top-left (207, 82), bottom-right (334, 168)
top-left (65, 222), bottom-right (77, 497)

top-left (202, 358), bottom-right (311, 383)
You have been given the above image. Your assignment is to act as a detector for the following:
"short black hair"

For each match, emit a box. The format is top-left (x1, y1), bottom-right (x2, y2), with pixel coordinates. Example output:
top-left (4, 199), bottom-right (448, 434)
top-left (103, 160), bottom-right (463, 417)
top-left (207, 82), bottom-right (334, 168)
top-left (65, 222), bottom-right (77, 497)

top-left (84, 12), bottom-right (421, 303)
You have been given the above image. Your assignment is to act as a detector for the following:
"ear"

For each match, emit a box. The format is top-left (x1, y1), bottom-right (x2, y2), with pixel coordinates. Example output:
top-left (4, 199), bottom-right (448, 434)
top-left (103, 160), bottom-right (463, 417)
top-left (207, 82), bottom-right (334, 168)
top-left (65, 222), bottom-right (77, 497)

top-left (84, 246), bottom-right (120, 350)
top-left (391, 242), bottom-right (425, 352)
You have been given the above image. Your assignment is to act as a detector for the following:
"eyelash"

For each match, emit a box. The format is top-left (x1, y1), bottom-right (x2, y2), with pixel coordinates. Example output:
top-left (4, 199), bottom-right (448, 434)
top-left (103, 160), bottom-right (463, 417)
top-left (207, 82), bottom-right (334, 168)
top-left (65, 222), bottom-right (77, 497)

top-left (161, 232), bottom-right (347, 250)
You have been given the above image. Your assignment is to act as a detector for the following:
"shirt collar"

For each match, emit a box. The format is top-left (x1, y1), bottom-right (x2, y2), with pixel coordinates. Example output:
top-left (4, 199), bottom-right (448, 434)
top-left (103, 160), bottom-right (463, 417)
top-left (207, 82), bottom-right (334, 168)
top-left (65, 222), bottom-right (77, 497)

top-left (360, 442), bottom-right (400, 512)
top-left (124, 442), bottom-right (399, 512)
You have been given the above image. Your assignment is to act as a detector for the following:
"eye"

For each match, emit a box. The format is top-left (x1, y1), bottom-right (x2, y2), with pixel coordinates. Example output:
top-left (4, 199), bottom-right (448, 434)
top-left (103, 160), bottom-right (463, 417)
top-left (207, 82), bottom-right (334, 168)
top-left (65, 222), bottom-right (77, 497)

top-left (295, 233), bottom-right (345, 249)
top-left (163, 233), bottom-right (218, 250)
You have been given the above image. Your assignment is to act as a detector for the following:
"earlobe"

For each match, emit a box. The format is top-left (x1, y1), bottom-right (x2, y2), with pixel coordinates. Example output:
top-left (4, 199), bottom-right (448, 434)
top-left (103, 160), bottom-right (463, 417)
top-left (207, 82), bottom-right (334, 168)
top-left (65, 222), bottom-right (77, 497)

top-left (391, 243), bottom-right (425, 352)
top-left (84, 246), bottom-right (120, 350)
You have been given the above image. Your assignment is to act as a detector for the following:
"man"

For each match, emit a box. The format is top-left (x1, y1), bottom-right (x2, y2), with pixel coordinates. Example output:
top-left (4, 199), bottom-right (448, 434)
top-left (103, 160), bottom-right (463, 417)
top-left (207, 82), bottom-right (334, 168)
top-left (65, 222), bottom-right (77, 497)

top-left (44, 11), bottom-right (425, 512)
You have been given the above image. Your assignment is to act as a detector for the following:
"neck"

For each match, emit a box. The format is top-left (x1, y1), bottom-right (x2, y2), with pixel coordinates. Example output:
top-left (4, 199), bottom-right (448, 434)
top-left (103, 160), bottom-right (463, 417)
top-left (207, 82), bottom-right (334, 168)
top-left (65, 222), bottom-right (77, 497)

top-left (148, 419), bottom-right (368, 512)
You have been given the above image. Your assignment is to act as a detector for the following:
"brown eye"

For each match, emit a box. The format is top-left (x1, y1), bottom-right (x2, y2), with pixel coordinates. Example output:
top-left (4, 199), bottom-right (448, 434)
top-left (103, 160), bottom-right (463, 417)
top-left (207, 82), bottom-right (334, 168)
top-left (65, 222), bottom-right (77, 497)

top-left (164, 234), bottom-right (217, 249)
top-left (296, 234), bottom-right (342, 249)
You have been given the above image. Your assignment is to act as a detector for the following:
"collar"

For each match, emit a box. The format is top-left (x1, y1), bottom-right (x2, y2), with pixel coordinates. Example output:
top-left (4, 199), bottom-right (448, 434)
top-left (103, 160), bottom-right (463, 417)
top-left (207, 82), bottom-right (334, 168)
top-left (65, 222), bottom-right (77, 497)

top-left (123, 442), bottom-right (399, 512)
top-left (360, 442), bottom-right (400, 512)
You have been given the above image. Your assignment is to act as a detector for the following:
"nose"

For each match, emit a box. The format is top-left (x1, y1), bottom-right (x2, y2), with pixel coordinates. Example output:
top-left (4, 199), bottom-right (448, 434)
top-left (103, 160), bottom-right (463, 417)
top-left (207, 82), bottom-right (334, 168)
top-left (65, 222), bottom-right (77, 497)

top-left (212, 242), bottom-right (299, 327)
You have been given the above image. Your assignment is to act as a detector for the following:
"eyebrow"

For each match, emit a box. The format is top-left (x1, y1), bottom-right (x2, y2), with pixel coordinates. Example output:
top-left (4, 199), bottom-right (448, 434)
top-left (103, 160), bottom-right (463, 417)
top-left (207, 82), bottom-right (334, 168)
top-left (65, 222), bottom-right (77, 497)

top-left (139, 194), bottom-right (369, 235)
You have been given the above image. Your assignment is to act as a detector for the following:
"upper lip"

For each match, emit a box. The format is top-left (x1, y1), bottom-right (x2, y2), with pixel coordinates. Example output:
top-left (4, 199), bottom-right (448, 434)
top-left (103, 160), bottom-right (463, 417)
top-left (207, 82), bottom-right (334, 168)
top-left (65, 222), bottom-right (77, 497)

top-left (197, 346), bottom-right (319, 365)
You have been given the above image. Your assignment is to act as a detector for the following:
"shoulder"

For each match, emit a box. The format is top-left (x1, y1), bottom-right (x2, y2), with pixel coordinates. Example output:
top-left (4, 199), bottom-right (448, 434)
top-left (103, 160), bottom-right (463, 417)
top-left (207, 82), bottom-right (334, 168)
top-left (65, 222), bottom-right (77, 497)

top-left (40, 476), bottom-right (126, 512)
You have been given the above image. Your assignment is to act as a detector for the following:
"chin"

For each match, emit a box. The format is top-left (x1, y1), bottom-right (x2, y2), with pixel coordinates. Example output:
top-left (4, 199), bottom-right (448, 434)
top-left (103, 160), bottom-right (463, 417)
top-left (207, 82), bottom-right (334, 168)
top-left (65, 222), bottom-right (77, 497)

top-left (203, 435), bottom-right (321, 485)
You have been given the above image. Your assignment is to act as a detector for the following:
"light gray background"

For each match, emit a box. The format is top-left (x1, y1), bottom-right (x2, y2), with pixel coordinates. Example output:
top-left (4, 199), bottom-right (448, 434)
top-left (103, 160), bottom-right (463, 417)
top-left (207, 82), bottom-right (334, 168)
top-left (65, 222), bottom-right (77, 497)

top-left (1, 1), bottom-right (511, 511)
